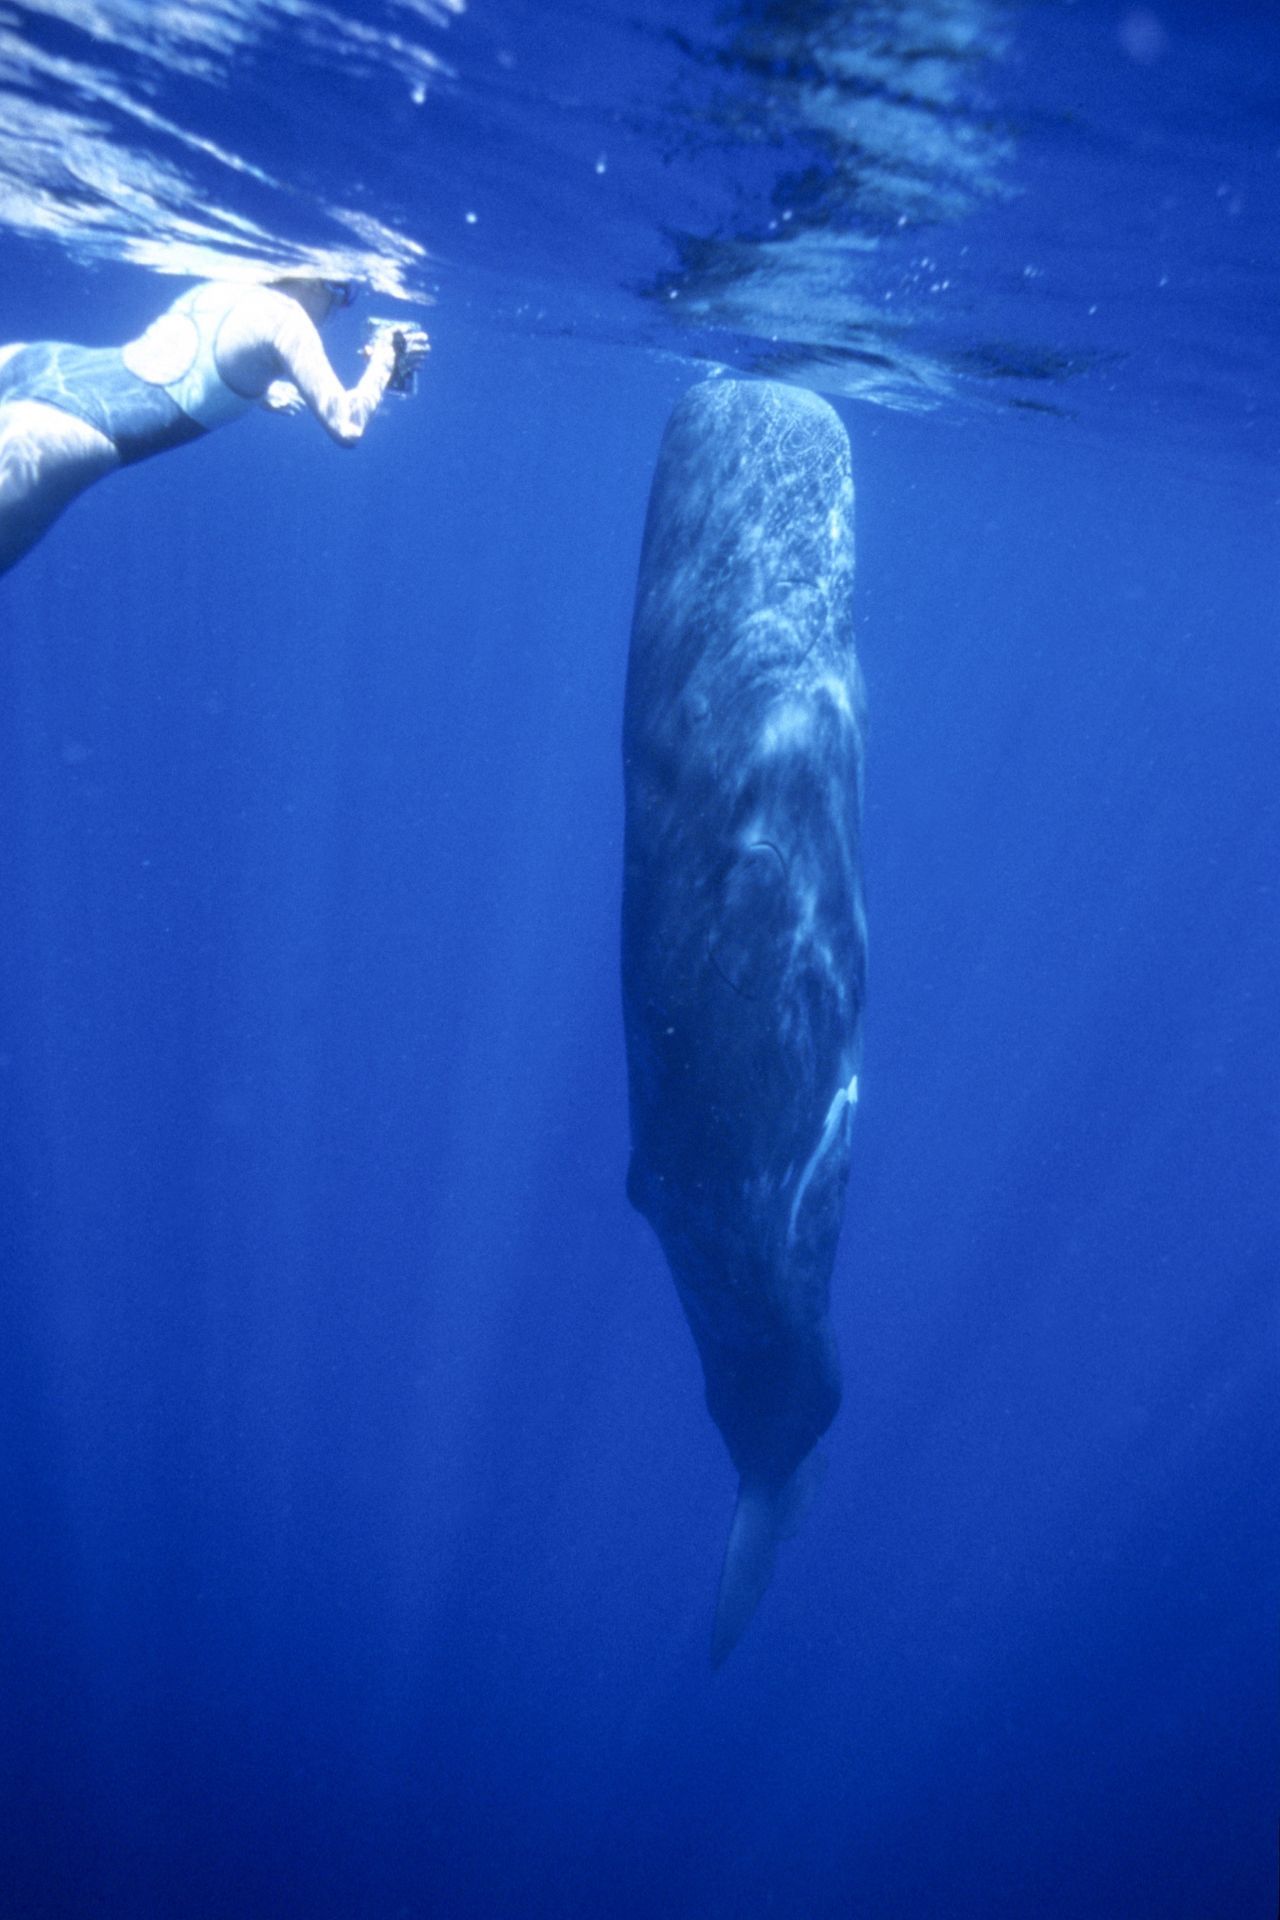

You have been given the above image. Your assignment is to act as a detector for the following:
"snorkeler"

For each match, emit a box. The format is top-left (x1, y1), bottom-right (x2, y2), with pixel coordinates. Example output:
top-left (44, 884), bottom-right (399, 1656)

top-left (0, 276), bottom-right (429, 578)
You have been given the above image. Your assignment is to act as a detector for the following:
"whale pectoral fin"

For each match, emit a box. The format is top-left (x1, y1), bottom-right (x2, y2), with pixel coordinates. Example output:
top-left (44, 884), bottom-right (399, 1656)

top-left (711, 1458), bottom-right (824, 1667)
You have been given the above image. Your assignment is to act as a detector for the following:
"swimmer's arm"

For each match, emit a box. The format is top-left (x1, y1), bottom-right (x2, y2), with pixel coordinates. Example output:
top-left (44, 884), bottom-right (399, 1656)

top-left (270, 304), bottom-right (399, 447)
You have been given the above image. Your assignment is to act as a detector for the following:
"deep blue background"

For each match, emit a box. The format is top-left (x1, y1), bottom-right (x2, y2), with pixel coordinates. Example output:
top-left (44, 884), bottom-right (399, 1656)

top-left (1, 261), bottom-right (1277, 1914)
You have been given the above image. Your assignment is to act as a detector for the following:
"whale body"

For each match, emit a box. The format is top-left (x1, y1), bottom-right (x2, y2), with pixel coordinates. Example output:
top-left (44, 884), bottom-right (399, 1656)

top-left (621, 378), bottom-right (866, 1664)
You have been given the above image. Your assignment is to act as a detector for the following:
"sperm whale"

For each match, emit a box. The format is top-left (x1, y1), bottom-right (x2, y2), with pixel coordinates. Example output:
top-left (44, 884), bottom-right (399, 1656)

top-left (622, 377), bottom-right (867, 1664)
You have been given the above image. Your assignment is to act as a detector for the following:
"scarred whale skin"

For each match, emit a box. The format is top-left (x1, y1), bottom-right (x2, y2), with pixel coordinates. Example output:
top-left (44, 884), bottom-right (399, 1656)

top-left (621, 377), bottom-right (866, 1665)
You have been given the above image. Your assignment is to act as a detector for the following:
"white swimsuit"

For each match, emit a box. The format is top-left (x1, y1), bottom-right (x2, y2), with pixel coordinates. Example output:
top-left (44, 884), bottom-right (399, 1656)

top-left (121, 282), bottom-right (260, 430)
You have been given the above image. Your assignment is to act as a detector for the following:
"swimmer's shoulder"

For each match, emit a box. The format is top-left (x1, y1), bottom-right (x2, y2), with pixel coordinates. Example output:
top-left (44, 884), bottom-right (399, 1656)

top-left (213, 283), bottom-right (318, 350)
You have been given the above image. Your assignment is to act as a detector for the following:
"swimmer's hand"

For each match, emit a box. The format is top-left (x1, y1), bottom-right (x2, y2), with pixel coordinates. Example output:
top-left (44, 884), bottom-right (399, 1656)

top-left (261, 379), bottom-right (305, 415)
top-left (362, 319), bottom-right (430, 395)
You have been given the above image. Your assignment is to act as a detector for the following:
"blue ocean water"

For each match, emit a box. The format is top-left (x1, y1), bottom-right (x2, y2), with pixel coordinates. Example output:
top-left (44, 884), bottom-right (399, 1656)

top-left (1, 4), bottom-right (1276, 1917)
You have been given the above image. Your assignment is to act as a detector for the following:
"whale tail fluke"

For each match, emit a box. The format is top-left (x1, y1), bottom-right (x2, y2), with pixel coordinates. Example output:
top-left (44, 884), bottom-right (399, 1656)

top-left (710, 1455), bottom-right (826, 1668)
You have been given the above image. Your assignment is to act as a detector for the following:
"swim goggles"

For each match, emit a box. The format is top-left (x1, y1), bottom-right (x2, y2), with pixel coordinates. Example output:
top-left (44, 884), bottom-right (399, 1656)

top-left (322, 280), bottom-right (358, 309)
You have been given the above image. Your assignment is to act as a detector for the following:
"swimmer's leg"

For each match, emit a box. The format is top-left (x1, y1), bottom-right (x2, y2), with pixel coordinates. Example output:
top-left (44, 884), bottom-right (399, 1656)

top-left (0, 400), bottom-right (120, 578)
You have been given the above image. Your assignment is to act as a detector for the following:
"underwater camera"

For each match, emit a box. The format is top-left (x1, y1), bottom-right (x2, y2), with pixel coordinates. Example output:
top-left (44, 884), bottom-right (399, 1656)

top-left (363, 317), bottom-right (419, 395)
